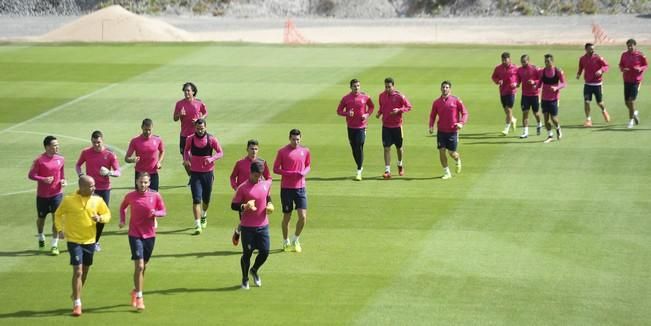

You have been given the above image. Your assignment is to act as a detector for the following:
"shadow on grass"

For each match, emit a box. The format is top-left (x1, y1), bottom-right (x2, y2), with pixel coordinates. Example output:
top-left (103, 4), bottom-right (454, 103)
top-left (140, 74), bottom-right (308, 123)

top-left (147, 285), bottom-right (241, 295)
top-left (0, 249), bottom-right (68, 257)
top-left (156, 248), bottom-right (284, 259)
top-left (0, 304), bottom-right (129, 319)
top-left (112, 185), bottom-right (187, 191)
top-left (99, 228), bottom-right (194, 237)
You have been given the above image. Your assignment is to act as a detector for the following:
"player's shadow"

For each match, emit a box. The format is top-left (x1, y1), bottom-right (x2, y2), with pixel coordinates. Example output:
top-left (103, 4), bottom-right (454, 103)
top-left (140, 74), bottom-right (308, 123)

top-left (0, 250), bottom-right (47, 257)
top-left (455, 132), bottom-right (508, 140)
top-left (146, 285), bottom-right (241, 295)
top-left (637, 13), bottom-right (651, 18)
top-left (155, 250), bottom-right (241, 258)
top-left (306, 176), bottom-right (352, 182)
top-left (153, 227), bottom-right (195, 235)
top-left (0, 304), bottom-right (129, 319)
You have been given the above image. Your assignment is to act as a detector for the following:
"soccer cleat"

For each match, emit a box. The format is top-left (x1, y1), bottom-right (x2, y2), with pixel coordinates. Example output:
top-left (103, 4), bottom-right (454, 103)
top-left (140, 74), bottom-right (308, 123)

top-left (501, 127), bottom-right (509, 136)
top-left (633, 111), bottom-right (640, 125)
top-left (556, 128), bottom-right (562, 140)
top-left (135, 297), bottom-right (145, 311)
top-left (200, 217), bottom-right (207, 229)
top-left (382, 171), bottom-right (391, 180)
top-left (38, 240), bottom-right (45, 250)
top-left (511, 117), bottom-right (517, 131)
top-left (232, 229), bottom-right (240, 246)
top-left (543, 136), bottom-right (554, 144)
top-left (536, 125), bottom-right (542, 136)
top-left (519, 133), bottom-right (528, 139)
top-left (354, 174), bottom-right (362, 181)
top-left (293, 240), bottom-right (302, 253)
top-left (250, 268), bottom-right (262, 287)
top-left (94, 242), bottom-right (101, 252)
top-left (193, 225), bottom-right (202, 235)
top-left (441, 173), bottom-right (452, 180)
top-left (72, 304), bottom-right (82, 317)
top-left (398, 165), bottom-right (405, 176)
top-left (283, 242), bottom-right (293, 252)
top-left (583, 119), bottom-right (592, 127)
top-left (131, 290), bottom-right (137, 308)
top-left (627, 120), bottom-right (635, 129)
top-left (241, 280), bottom-right (250, 290)
top-left (602, 110), bottom-right (611, 123)
top-left (455, 162), bottom-right (462, 174)
top-left (51, 246), bottom-right (59, 256)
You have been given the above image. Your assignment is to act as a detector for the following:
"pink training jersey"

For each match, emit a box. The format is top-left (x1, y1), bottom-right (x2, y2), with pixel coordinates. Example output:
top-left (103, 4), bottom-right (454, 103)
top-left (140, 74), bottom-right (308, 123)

top-left (337, 91), bottom-right (375, 129)
top-left (538, 67), bottom-right (567, 101)
top-left (273, 144), bottom-right (311, 189)
top-left (517, 65), bottom-right (541, 97)
top-left (75, 148), bottom-right (121, 191)
top-left (578, 54), bottom-right (609, 85)
top-left (233, 179), bottom-right (272, 227)
top-left (429, 95), bottom-right (469, 133)
top-left (230, 156), bottom-right (271, 190)
top-left (119, 190), bottom-right (166, 239)
top-left (28, 153), bottom-right (65, 198)
top-left (619, 50), bottom-right (648, 83)
top-left (492, 63), bottom-right (519, 96)
top-left (174, 98), bottom-right (207, 137)
top-left (377, 90), bottom-right (412, 128)
top-left (183, 133), bottom-right (223, 173)
top-left (126, 135), bottom-right (164, 174)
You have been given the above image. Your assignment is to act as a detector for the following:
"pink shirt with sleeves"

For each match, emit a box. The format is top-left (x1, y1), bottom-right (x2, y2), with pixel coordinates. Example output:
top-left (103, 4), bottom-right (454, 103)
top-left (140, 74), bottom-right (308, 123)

top-left (517, 65), bottom-right (541, 97)
top-left (174, 98), bottom-right (207, 137)
top-left (183, 133), bottom-right (223, 173)
top-left (337, 92), bottom-right (375, 129)
top-left (377, 90), bottom-right (412, 128)
top-left (232, 179), bottom-right (272, 227)
top-left (619, 50), bottom-right (648, 83)
top-left (28, 153), bottom-right (65, 198)
top-left (538, 67), bottom-right (567, 101)
top-left (229, 156), bottom-right (271, 190)
top-left (429, 95), bottom-right (469, 133)
top-left (119, 190), bottom-right (166, 239)
top-left (273, 144), bottom-right (310, 189)
top-left (578, 54), bottom-right (609, 85)
top-left (126, 135), bottom-right (164, 174)
top-left (75, 148), bottom-right (121, 191)
top-left (491, 63), bottom-right (519, 96)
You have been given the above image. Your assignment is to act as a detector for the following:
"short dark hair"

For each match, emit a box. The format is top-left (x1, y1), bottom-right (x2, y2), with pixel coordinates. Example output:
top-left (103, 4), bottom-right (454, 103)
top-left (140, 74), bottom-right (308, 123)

top-left (250, 159), bottom-right (265, 173)
top-left (501, 52), bottom-right (510, 59)
top-left (626, 38), bottom-right (636, 46)
top-left (289, 128), bottom-right (301, 137)
top-left (194, 118), bottom-right (206, 126)
top-left (182, 82), bottom-right (197, 96)
top-left (384, 77), bottom-right (394, 85)
top-left (349, 79), bottom-right (359, 87)
top-left (520, 54), bottom-right (529, 61)
top-left (544, 53), bottom-right (554, 61)
top-left (137, 172), bottom-right (150, 180)
top-left (585, 43), bottom-right (594, 49)
top-left (247, 139), bottom-right (259, 148)
top-left (441, 80), bottom-right (452, 88)
top-left (91, 130), bottom-right (103, 139)
top-left (43, 135), bottom-right (57, 148)
top-left (141, 118), bottom-right (153, 127)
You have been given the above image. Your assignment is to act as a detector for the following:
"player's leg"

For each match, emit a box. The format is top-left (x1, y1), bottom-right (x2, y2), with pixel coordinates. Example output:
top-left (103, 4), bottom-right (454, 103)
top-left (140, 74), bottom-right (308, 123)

top-left (189, 173), bottom-right (203, 234)
top-left (595, 85), bottom-right (609, 122)
top-left (396, 127), bottom-right (404, 176)
top-left (250, 226), bottom-right (270, 287)
top-left (381, 127), bottom-right (391, 177)
top-left (240, 228), bottom-right (254, 289)
top-left (94, 190), bottom-right (110, 251)
top-left (521, 97), bottom-right (530, 138)
top-left (292, 188), bottom-right (307, 252)
top-left (583, 85), bottom-right (593, 126)
top-left (280, 189), bottom-right (293, 251)
top-left (199, 172), bottom-right (213, 229)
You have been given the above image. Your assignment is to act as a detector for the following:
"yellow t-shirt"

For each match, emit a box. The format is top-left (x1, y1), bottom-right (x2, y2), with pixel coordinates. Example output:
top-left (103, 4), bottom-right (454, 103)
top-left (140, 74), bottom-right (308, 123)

top-left (54, 192), bottom-right (111, 244)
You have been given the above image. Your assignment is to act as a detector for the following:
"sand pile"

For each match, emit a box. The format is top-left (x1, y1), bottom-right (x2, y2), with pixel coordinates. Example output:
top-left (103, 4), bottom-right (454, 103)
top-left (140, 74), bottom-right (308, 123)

top-left (38, 5), bottom-right (194, 42)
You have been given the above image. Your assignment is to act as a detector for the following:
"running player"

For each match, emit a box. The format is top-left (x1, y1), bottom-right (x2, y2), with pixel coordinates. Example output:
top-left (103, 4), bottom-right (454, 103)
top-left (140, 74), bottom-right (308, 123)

top-left (125, 118), bottom-right (165, 191)
top-left (618, 38), bottom-right (648, 129)
top-left (538, 54), bottom-right (566, 143)
top-left (516, 54), bottom-right (542, 138)
top-left (492, 52), bottom-right (519, 135)
top-left (576, 43), bottom-right (610, 127)
top-left (429, 81), bottom-right (468, 179)
top-left (174, 82), bottom-right (207, 175)
top-left (376, 77), bottom-right (412, 179)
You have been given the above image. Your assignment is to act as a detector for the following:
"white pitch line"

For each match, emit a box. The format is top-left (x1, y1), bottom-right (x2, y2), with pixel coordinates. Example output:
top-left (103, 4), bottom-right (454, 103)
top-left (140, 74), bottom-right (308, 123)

top-left (0, 189), bottom-right (34, 197)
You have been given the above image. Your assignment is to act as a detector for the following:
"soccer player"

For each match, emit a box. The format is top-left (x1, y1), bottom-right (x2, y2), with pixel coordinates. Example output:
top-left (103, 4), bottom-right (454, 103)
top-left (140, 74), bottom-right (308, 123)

top-left (173, 82), bottom-right (207, 175)
top-left (337, 78), bottom-right (375, 181)
top-left (538, 54), bottom-right (566, 143)
top-left (231, 160), bottom-right (274, 289)
top-left (75, 130), bottom-right (120, 252)
top-left (429, 81), bottom-right (468, 180)
top-left (273, 129), bottom-right (311, 252)
top-left (376, 77), bottom-right (412, 179)
top-left (54, 175), bottom-right (111, 317)
top-left (577, 43), bottom-right (610, 127)
top-left (619, 38), bottom-right (648, 129)
top-left (183, 119), bottom-right (223, 235)
top-left (492, 52), bottom-right (519, 135)
top-left (28, 135), bottom-right (66, 255)
top-left (516, 54), bottom-right (543, 138)
top-left (119, 173), bottom-right (166, 310)
top-left (125, 118), bottom-right (165, 191)
top-left (229, 139), bottom-right (271, 246)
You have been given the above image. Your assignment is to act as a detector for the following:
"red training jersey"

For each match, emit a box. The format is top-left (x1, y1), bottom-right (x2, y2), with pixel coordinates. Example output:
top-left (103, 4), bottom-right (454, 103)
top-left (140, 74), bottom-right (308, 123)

top-left (337, 91), bottom-right (375, 129)
top-left (28, 153), bottom-right (65, 198)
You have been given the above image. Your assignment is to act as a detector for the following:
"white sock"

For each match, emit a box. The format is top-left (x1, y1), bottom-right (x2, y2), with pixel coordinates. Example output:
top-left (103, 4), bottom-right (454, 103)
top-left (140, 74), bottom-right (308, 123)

top-left (397, 160), bottom-right (403, 167)
top-left (505, 123), bottom-right (511, 129)
top-left (291, 235), bottom-right (299, 243)
top-left (201, 211), bottom-right (207, 218)
top-left (194, 219), bottom-right (201, 227)
top-left (548, 131), bottom-right (553, 137)
top-left (38, 233), bottom-right (45, 241)
top-left (444, 167), bottom-right (451, 174)
top-left (523, 127), bottom-right (529, 134)
top-left (51, 238), bottom-right (58, 247)
top-left (357, 168), bottom-right (362, 174)
top-left (586, 116), bottom-right (591, 121)
top-left (136, 291), bottom-right (143, 298)
top-left (385, 165), bottom-right (390, 173)
top-left (456, 158), bottom-right (461, 166)
top-left (73, 299), bottom-right (81, 306)
top-left (634, 110), bottom-right (639, 116)
top-left (537, 122), bottom-right (542, 127)
top-left (283, 238), bottom-right (290, 245)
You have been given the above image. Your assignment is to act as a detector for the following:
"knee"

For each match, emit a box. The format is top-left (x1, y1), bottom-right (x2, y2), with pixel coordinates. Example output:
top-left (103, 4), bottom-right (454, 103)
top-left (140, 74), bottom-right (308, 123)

top-left (73, 267), bottom-right (83, 278)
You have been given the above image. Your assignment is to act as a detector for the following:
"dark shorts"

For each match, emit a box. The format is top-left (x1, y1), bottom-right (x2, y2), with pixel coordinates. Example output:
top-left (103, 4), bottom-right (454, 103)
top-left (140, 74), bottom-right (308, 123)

top-left (382, 126), bottom-right (403, 148)
top-left (624, 82), bottom-right (639, 101)
top-left (520, 95), bottom-right (540, 112)
top-left (241, 224), bottom-right (270, 253)
top-left (190, 171), bottom-right (214, 204)
top-left (584, 84), bottom-right (603, 103)
top-left (500, 94), bottom-right (515, 108)
top-left (135, 171), bottom-right (159, 192)
top-left (281, 187), bottom-right (307, 213)
top-left (67, 242), bottom-right (95, 266)
top-left (347, 128), bottom-right (366, 146)
top-left (437, 131), bottom-right (459, 152)
top-left (36, 193), bottom-right (63, 218)
top-left (94, 189), bottom-right (110, 206)
top-left (129, 236), bottom-right (156, 263)
top-left (179, 135), bottom-right (187, 155)
top-left (541, 100), bottom-right (559, 116)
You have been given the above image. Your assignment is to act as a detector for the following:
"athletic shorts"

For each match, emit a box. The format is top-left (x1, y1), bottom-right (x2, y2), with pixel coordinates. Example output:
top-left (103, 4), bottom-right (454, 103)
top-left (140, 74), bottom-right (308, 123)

top-left (520, 95), bottom-right (540, 112)
top-left (584, 84), bottom-right (603, 103)
top-left (281, 187), bottom-right (307, 213)
top-left (94, 189), bottom-right (110, 206)
top-left (135, 171), bottom-right (159, 192)
top-left (36, 193), bottom-right (63, 218)
top-left (190, 171), bottom-right (214, 204)
top-left (67, 242), bottom-right (95, 266)
top-left (347, 128), bottom-right (366, 146)
top-left (129, 236), bottom-right (156, 263)
top-left (500, 94), bottom-right (515, 108)
top-left (541, 100), bottom-right (559, 116)
top-left (382, 126), bottom-right (403, 148)
top-left (437, 131), bottom-right (459, 152)
top-left (624, 82), bottom-right (639, 101)
top-left (179, 136), bottom-right (187, 155)
top-left (241, 224), bottom-right (270, 253)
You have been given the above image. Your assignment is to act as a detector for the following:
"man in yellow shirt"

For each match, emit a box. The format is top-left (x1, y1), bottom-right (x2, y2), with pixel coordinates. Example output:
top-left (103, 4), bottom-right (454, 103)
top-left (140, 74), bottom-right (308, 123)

top-left (54, 175), bottom-right (110, 317)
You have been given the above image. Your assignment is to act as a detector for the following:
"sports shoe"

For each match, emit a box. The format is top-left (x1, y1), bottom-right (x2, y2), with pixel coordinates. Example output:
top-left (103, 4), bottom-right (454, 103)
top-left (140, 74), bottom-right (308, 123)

top-left (455, 162), bottom-right (462, 174)
top-left (200, 217), bottom-right (207, 229)
top-left (556, 128), bottom-right (562, 140)
top-left (131, 290), bottom-right (137, 308)
top-left (38, 240), bottom-right (45, 250)
top-left (519, 133), bottom-right (528, 139)
top-left (382, 171), bottom-right (391, 180)
top-left (94, 242), bottom-right (101, 252)
top-left (241, 280), bottom-right (250, 290)
top-left (536, 125), bottom-right (542, 136)
top-left (354, 173), bottom-right (362, 181)
top-left (293, 240), bottom-right (302, 253)
top-left (633, 111), bottom-right (640, 125)
top-left (543, 136), bottom-right (554, 144)
top-left (51, 246), bottom-right (59, 256)
top-left (627, 119), bottom-right (635, 129)
top-left (511, 117), bottom-right (517, 131)
top-left (283, 242), bottom-right (293, 252)
top-left (72, 304), bottom-right (82, 317)
top-left (442, 173), bottom-right (452, 180)
top-left (193, 225), bottom-right (202, 235)
top-left (583, 119), bottom-right (592, 127)
top-left (135, 297), bottom-right (145, 310)
top-left (250, 268), bottom-right (262, 287)
top-left (501, 127), bottom-right (509, 136)
top-left (232, 229), bottom-right (240, 246)
top-left (602, 110), bottom-right (611, 123)
top-left (398, 165), bottom-right (404, 176)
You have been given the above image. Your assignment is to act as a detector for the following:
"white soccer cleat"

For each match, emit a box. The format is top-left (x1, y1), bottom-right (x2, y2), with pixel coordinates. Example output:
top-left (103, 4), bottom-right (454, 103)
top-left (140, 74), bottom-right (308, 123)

top-left (627, 120), bottom-right (635, 129)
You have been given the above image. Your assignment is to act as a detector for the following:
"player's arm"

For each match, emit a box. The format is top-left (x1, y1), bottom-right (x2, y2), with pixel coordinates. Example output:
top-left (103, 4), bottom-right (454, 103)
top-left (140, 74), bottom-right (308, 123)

top-left (124, 141), bottom-right (137, 164)
top-left (300, 151), bottom-right (311, 176)
top-left (75, 153), bottom-right (85, 176)
top-left (458, 99), bottom-right (469, 127)
top-left (401, 96), bottom-right (413, 112)
top-left (429, 102), bottom-right (438, 133)
top-left (599, 57), bottom-right (609, 73)
top-left (229, 164), bottom-right (239, 190)
top-left (54, 197), bottom-right (68, 232)
top-left (153, 193), bottom-right (167, 218)
top-left (119, 195), bottom-right (129, 228)
top-left (273, 151), bottom-right (288, 176)
top-left (263, 161), bottom-right (272, 180)
top-left (639, 55), bottom-right (649, 72)
top-left (376, 96), bottom-right (383, 118)
top-left (231, 189), bottom-right (254, 212)
top-left (557, 70), bottom-right (567, 90)
top-left (157, 138), bottom-right (165, 169)
top-left (27, 159), bottom-right (44, 182)
top-left (336, 97), bottom-right (347, 117)
top-left (199, 102), bottom-right (207, 119)
top-left (366, 97), bottom-right (375, 116)
top-left (206, 137), bottom-right (224, 163)
top-left (619, 54), bottom-right (626, 72)
top-left (108, 153), bottom-right (121, 177)
top-left (491, 67), bottom-right (501, 84)
top-left (173, 104), bottom-right (181, 121)
top-left (96, 199), bottom-right (111, 224)
top-left (182, 136), bottom-right (192, 165)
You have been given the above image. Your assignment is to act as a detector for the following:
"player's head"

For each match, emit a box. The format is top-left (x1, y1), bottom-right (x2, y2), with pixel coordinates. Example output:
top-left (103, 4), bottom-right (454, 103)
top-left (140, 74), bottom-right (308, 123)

top-left (249, 159), bottom-right (265, 183)
top-left (440, 80), bottom-right (452, 96)
top-left (91, 130), bottom-right (104, 152)
top-left (520, 54), bottom-right (530, 66)
top-left (384, 77), bottom-right (395, 93)
top-left (194, 118), bottom-right (206, 136)
top-left (289, 128), bottom-right (301, 148)
top-left (585, 43), bottom-right (594, 55)
top-left (501, 52), bottom-right (511, 65)
top-left (141, 118), bottom-right (153, 138)
top-left (350, 79), bottom-right (360, 93)
top-left (43, 135), bottom-right (59, 155)
top-left (626, 38), bottom-right (636, 52)
top-left (544, 54), bottom-right (554, 68)
top-left (78, 175), bottom-right (95, 196)
top-left (136, 172), bottom-right (151, 193)
top-left (246, 139), bottom-right (260, 158)
top-left (182, 82), bottom-right (197, 98)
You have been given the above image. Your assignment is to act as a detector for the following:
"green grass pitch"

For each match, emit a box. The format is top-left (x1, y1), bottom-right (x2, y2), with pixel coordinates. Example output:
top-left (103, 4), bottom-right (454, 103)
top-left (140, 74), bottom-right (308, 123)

top-left (0, 42), bottom-right (650, 325)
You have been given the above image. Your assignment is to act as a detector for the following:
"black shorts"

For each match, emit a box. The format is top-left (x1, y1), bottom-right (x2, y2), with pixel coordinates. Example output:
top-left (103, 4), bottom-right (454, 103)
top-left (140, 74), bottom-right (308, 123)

top-left (520, 95), bottom-right (540, 112)
top-left (437, 131), bottom-right (459, 152)
top-left (241, 224), bottom-right (270, 253)
top-left (67, 242), bottom-right (95, 266)
top-left (129, 236), bottom-right (156, 263)
top-left (179, 136), bottom-right (187, 155)
top-left (135, 171), bottom-right (159, 192)
top-left (500, 94), bottom-right (515, 108)
top-left (541, 100), bottom-right (559, 116)
top-left (281, 187), bottom-right (307, 213)
top-left (347, 128), bottom-right (366, 146)
top-left (190, 171), bottom-right (214, 204)
top-left (584, 84), bottom-right (603, 103)
top-left (36, 194), bottom-right (63, 218)
top-left (382, 126), bottom-right (403, 148)
top-left (94, 189), bottom-right (110, 206)
top-left (624, 82), bottom-right (639, 101)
